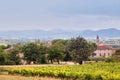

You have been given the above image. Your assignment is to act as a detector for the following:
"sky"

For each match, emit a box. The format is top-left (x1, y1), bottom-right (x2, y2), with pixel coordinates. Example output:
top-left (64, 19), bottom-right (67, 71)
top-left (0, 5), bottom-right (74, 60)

top-left (0, 0), bottom-right (120, 31)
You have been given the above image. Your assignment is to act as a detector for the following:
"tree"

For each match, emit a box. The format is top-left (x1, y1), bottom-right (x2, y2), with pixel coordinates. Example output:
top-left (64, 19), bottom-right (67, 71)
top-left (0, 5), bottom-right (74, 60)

top-left (67, 37), bottom-right (92, 64)
top-left (37, 44), bottom-right (48, 64)
top-left (52, 39), bottom-right (72, 62)
top-left (22, 43), bottom-right (48, 64)
top-left (48, 40), bottom-right (65, 64)
top-left (0, 47), bottom-right (8, 65)
top-left (47, 46), bottom-right (62, 64)
top-left (0, 45), bottom-right (22, 65)
top-left (22, 43), bottom-right (40, 64)
top-left (8, 45), bottom-right (23, 65)
top-left (47, 46), bottom-right (55, 64)
top-left (112, 49), bottom-right (120, 62)
top-left (64, 50), bottom-right (72, 61)
top-left (88, 42), bottom-right (97, 54)
top-left (52, 39), bottom-right (68, 46)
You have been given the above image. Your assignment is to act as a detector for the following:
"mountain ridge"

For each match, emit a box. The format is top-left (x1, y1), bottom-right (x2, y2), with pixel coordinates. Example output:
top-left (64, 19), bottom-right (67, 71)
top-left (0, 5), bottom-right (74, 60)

top-left (0, 28), bottom-right (120, 39)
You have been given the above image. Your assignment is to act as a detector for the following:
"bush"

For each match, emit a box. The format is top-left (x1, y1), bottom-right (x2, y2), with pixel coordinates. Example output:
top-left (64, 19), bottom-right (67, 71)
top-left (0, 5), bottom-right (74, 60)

top-left (5, 60), bottom-right (16, 65)
top-left (90, 57), bottom-right (105, 62)
top-left (105, 58), bottom-right (113, 63)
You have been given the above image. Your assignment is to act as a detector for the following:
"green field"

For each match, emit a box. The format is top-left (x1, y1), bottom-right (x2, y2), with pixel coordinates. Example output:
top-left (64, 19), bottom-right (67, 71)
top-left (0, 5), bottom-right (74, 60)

top-left (0, 62), bottom-right (119, 80)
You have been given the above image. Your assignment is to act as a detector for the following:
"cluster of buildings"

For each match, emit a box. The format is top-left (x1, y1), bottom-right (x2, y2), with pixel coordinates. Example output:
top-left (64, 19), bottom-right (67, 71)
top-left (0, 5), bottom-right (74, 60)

top-left (92, 35), bottom-right (116, 58)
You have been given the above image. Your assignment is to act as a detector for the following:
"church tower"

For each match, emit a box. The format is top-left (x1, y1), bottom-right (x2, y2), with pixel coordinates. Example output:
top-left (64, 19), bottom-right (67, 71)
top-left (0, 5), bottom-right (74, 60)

top-left (96, 35), bottom-right (99, 45)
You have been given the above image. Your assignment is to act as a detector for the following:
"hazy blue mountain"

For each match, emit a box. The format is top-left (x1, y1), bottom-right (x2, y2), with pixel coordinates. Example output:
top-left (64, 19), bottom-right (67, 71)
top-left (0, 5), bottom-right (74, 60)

top-left (80, 28), bottom-right (120, 38)
top-left (0, 28), bottom-right (120, 39)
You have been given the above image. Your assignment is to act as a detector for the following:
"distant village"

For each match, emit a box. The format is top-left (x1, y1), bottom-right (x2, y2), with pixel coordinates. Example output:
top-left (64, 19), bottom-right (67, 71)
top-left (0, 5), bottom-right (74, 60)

top-left (1, 36), bottom-right (120, 45)
top-left (0, 35), bottom-right (119, 62)
top-left (0, 35), bottom-right (120, 65)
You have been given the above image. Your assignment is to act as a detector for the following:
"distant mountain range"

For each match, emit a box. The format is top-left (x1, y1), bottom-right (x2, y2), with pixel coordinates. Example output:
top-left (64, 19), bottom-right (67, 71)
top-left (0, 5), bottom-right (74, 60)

top-left (0, 28), bottom-right (120, 39)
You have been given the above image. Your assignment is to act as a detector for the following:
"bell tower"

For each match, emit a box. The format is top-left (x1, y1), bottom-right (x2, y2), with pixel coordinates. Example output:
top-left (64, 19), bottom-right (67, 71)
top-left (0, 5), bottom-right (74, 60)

top-left (96, 35), bottom-right (99, 45)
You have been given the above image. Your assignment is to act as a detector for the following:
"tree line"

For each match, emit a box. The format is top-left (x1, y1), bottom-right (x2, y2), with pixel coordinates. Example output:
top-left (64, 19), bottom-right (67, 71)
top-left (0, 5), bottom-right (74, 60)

top-left (0, 37), bottom-right (102, 65)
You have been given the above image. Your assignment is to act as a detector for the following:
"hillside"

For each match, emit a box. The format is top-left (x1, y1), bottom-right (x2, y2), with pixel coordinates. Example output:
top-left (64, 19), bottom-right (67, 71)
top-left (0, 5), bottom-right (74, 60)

top-left (0, 28), bottom-right (120, 39)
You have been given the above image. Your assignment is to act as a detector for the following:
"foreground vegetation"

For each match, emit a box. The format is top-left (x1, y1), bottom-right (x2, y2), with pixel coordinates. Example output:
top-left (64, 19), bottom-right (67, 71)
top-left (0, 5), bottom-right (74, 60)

top-left (2, 62), bottom-right (119, 80)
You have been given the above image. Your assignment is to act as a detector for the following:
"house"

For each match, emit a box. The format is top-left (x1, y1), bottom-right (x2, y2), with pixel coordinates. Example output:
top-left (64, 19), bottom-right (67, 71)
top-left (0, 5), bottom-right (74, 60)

top-left (47, 41), bottom-right (52, 46)
top-left (92, 35), bottom-right (116, 58)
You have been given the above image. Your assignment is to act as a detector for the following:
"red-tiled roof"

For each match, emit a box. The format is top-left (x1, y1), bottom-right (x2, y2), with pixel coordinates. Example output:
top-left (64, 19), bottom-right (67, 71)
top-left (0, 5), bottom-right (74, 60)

top-left (97, 45), bottom-right (115, 50)
top-left (4, 48), bottom-right (11, 52)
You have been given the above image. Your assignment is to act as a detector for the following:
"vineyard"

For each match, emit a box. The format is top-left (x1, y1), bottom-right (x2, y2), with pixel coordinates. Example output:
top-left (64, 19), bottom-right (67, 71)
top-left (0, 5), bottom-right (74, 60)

top-left (4, 62), bottom-right (120, 80)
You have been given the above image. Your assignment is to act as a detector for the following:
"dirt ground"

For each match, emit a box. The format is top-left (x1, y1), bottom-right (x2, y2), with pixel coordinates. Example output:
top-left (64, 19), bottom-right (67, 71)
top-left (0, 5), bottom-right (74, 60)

top-left (0, 75), bottom-right (61, 80)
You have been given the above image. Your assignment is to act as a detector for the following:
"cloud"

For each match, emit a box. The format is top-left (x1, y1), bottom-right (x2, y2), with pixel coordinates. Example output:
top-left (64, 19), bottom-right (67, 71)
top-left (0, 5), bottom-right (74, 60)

top-left (38, 14), bottom-right (120, 30)
top-left (0, 0), bottom-right (120, 31)
top-left (0, 14), bottom-right (120, 31)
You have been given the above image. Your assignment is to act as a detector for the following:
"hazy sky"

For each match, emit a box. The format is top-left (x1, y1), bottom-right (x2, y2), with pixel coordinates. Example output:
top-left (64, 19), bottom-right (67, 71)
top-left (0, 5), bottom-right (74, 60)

top-left (0, 0), bottom-right (120, 31)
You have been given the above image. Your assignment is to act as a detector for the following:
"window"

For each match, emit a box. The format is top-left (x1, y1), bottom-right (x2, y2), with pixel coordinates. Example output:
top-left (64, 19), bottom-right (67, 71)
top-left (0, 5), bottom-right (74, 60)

top-left (104, 53), bottom-right (106, 57)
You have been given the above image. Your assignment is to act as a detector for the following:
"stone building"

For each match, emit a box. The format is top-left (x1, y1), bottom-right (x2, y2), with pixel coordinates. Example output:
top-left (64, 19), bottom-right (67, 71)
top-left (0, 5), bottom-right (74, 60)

top-left (92, 35), bottom-right (116, 58)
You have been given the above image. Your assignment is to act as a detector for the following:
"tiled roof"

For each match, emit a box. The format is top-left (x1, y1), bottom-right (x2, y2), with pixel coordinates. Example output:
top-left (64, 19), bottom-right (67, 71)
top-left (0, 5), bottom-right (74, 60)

top-left (5, 48), bottom-right (11, 52)
top-left (97, 45), bottom-right (115, 50)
